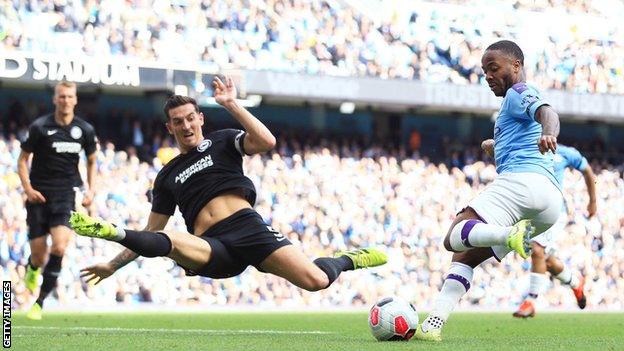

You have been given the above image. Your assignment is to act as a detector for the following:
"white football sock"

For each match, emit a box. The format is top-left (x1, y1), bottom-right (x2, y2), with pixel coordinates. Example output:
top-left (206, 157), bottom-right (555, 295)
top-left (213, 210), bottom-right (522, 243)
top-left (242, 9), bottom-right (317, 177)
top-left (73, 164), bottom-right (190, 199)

top-left (449, 219), bottom-right (512, 251)
top-left (423, 262), bottom-right (474, 331)
top-left (555, 266), bottom-right (579, 288)
top-left (111, 226), bottom-right (126, 241)
top-left (527, 272), bottom-right (546, 301)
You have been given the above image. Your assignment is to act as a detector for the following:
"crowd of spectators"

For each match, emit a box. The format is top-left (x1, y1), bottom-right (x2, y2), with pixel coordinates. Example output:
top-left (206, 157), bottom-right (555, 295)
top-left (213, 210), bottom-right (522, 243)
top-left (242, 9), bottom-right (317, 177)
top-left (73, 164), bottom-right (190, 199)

top-left (2, 0), bottom-right (623, 94)
top-left (1, 129), bottom-right (622, 311)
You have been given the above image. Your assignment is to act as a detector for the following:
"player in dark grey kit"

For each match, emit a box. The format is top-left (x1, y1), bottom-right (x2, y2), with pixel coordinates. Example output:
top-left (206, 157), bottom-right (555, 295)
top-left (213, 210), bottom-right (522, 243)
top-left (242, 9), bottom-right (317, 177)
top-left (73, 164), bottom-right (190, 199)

top-left (18, 81), bottom-right (98, 320)
top-left (73, 76), bottom-right (387, 294)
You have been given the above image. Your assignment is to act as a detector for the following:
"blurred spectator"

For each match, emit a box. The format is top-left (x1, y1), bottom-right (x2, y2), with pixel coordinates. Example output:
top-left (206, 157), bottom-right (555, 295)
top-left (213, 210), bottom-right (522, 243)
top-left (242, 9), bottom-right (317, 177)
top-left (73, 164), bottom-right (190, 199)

top-left (156, 137), bottom-right (179, 165)
top-left (1, 0), bottom-right (623, 94)
top-left (1, 133), bottom-right (622, 310)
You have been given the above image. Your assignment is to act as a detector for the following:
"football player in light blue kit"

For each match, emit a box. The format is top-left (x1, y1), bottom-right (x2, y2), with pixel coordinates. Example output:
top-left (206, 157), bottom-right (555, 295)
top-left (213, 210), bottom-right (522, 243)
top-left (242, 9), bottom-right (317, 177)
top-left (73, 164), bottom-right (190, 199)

top-left (416, 40), bottom-right (563, 342)
top-left (513, 144), bottom-right (596, 318)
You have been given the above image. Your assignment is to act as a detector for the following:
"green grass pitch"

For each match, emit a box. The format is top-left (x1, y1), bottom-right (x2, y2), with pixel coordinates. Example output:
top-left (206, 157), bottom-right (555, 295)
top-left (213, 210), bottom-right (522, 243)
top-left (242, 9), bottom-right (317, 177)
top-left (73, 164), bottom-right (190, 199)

top-left (11, 311), bottom-right (624, 351)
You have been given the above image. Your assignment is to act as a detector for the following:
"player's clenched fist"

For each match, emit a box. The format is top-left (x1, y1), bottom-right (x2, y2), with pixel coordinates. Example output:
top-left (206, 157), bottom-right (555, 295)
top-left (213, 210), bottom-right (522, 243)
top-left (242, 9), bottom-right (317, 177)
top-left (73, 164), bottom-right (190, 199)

top-left (481, 139), bottom-right (495, 158)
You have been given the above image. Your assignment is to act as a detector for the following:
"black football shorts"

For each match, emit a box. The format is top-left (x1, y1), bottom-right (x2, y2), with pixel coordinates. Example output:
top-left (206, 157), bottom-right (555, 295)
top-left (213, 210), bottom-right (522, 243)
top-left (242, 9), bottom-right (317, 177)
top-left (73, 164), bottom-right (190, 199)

top-left (183, 208), bottom-right (292, 279)
top-left (26, 189), bottom-right (75, 239)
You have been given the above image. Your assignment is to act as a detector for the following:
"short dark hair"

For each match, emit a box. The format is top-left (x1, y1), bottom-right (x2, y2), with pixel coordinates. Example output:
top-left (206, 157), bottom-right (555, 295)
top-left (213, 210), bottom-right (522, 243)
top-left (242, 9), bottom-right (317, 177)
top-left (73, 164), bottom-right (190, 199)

top-left (163, 95), bottom-right (199, 120)
top-left (486, 40), bottom-right (524, 65)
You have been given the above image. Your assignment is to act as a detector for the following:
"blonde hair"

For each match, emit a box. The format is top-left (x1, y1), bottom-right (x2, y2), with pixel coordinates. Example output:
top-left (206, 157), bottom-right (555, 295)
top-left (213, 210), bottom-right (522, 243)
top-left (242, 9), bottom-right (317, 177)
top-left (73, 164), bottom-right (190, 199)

top-left (55, 81), bottom-right (77, 89)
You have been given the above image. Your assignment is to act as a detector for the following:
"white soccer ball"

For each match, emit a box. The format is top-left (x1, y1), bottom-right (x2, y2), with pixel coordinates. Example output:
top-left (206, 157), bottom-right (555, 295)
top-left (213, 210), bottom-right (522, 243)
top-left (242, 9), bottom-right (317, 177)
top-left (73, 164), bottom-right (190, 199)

top-left (368, 297), bottom-right (419, 341)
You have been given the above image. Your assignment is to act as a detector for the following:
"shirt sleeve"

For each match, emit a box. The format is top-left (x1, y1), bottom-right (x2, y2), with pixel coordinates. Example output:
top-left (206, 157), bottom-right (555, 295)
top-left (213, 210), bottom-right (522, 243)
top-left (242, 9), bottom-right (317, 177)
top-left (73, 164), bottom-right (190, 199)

top-left (221, 128), bottom-right (248, 156)
top-left (150, 172), bottom-right (176, 216)
top-left (508, 84), bottom-right (549, 120)
top-left (83, 124), bottom-right (98, 156)
top-left (20, 123), bottom-right (41, 153)
top-left (565, 147), bottom-right (589, 172)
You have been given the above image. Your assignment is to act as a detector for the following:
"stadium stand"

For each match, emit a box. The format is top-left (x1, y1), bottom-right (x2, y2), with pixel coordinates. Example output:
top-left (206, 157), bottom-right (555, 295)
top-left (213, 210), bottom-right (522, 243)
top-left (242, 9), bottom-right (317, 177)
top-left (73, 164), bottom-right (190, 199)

top-left (1, 0), bottom-right (623, 313)
top-left (2, 0), bottom-right (623, 93)
top-left (1, 131), bottom-right (622, 310)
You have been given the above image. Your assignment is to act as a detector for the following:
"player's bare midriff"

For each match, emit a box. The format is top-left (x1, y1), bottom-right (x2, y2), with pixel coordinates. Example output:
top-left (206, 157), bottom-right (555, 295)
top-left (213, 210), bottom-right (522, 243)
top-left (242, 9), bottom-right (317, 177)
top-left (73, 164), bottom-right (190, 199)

top-left (192, 189), bottom-right (251, 235)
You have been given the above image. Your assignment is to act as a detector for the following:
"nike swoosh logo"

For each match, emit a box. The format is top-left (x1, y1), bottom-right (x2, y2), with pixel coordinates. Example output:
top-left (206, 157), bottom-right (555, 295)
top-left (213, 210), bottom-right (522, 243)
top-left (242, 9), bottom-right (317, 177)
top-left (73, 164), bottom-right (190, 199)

top-left (47, 130), bottom-right (57, 135)
top-left (273, 232), bottom-right (286, 242)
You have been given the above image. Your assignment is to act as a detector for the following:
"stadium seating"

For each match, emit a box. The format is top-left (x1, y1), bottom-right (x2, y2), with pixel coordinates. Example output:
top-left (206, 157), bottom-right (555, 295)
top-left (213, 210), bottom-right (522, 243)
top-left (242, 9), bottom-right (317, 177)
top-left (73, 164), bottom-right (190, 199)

top-left (1, 135), bottom-right (622, 310)
top-left (2, 0), bottom-right (623, 94)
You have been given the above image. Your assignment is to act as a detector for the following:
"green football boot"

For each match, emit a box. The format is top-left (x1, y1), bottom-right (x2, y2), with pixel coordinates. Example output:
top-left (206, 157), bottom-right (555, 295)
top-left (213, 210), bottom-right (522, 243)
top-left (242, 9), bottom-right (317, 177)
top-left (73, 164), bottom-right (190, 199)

top-left (24, 264), bottom-right (41, 293)
top-left (69, 212), bottom-right (118, 240)
top-left (506, 219), bottom-right (534, 259)
top-left (414, 324), bottom-right (442, 342)
top-left (334, 248), bottom-right (388, 269)
top-left (26, 302), bottom-right (42, 321)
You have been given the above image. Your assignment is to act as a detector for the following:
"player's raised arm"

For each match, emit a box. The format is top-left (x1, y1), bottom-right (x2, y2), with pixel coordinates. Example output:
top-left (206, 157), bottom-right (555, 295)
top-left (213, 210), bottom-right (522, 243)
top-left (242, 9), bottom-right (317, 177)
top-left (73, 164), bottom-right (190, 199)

top-left (535, 105), bottom-right (560, 154)
top-left (80, 211), bottom-right (170, 285)
top-left (212, 76), bottom-right (276, 155)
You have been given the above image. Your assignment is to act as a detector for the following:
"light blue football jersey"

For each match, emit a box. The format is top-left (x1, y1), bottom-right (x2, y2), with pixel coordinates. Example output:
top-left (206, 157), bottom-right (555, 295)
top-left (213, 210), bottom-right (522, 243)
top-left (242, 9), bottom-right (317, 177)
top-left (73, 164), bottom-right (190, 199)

top-left (493, 82), bottom-right (559, 189)
top-left (553, 144), bottom-right (588, 186)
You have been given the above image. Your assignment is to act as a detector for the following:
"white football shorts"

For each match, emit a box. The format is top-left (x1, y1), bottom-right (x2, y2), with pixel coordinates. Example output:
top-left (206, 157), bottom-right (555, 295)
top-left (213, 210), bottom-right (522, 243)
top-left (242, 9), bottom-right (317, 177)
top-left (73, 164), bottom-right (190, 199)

top-left (531, 209), bottom-right (567, 256)
top-left (468, 172), bottom-right (562, 260)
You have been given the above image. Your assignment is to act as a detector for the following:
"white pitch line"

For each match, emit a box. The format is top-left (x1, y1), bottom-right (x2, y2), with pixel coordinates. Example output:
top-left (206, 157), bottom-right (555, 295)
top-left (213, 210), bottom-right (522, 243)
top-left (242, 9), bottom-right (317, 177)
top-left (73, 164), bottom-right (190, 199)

top-left (15, 326), bottom-right (332, 335)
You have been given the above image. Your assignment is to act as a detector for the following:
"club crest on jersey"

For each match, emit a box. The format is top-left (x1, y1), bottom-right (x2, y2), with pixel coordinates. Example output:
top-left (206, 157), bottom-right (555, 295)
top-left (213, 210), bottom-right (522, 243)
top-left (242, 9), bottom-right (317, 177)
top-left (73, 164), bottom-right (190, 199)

top-left (197, 139), bottom-right (212, 152)
top-left (521, 94), bottom-right (538, 109)
top-left (70, 126), bottom-right (82, 139)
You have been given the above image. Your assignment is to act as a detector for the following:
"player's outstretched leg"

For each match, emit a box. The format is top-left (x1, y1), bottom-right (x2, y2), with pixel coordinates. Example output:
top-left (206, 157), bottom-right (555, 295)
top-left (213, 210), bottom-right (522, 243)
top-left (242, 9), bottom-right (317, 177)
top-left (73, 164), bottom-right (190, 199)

top-left (416, 248), bottom-right (492, 342)
top-left (260, 246), bottom-right (387, 291)
top-left (446, 218), bottom-right (534, 259)
top-left (546, 256), bottom-right (586, 309)
top-left (70, 212), bottom-right (174, 258)
top-left (71, 212), bottom-right (222, 277)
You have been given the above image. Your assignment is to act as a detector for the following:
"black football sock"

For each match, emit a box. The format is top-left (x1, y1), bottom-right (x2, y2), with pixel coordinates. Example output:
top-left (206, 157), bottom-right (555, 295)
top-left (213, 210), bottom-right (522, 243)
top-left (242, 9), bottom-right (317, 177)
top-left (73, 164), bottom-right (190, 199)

top-left (118, 230), bottom-right (172, 257)
top-left (27, 256), bottom-right (39, 270)
top-left (313, 256), bottom-right (354, 288)
top-left (36, 254), bottom-right (63, 307)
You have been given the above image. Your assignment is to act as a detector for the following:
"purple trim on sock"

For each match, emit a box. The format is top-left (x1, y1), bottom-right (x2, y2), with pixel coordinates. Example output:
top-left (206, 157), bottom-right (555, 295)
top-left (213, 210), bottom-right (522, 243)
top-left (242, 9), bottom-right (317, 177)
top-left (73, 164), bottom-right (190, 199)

top-left (460, 219), bottom-right (481, 248)
top-left (490, 247), bottom-right (502, 262)
top-left (447, 273), bottom-right (471, 291)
